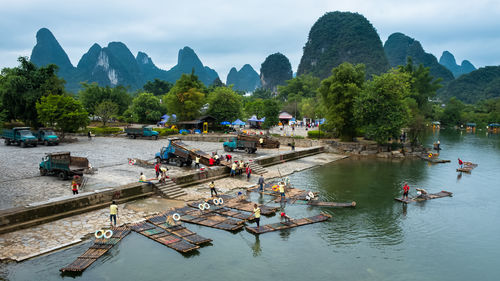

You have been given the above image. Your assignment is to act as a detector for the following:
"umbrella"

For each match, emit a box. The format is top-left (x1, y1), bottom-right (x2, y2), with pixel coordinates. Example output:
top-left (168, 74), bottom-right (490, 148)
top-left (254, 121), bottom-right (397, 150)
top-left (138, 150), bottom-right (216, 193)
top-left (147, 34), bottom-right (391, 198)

top-left (220, 121), bottom-right (231, 125)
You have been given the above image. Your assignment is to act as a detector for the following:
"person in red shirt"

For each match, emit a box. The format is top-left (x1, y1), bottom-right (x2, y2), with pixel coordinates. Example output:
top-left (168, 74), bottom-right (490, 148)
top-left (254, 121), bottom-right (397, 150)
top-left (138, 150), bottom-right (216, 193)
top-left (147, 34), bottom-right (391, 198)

top-left (209, 157), bottom-right (215, 166)
top-left (154, 162), bottom-right (160, 179)
top-left (402, 182), bottom-right (410, 200)
top-left (458, 158), bottom-right (463, 168)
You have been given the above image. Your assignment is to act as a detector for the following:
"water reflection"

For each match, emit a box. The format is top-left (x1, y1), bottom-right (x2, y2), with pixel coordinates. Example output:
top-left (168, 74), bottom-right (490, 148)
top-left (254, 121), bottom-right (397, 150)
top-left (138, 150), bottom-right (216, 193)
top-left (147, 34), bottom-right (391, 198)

top-left (251, 236), bottom-right (262, 257)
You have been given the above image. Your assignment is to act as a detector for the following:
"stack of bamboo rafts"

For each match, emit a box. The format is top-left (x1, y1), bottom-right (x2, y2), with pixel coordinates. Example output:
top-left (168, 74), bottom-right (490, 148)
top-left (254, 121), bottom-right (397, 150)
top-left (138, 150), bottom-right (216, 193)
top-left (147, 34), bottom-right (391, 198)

top-left (457, 162), bottom-right (478, 173)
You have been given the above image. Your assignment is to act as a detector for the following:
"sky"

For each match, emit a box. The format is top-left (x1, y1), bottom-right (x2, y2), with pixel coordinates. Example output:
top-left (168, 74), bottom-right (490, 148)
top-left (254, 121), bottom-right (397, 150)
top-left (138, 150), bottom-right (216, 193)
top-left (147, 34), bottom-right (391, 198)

top-left (1, 0), bottom-right (500, 83)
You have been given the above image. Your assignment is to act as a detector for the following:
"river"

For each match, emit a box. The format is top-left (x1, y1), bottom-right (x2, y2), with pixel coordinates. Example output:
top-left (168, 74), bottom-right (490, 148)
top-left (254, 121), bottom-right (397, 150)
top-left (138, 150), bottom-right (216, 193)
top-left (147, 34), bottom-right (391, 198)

top-left (2, 129), bottom-right (499, 281)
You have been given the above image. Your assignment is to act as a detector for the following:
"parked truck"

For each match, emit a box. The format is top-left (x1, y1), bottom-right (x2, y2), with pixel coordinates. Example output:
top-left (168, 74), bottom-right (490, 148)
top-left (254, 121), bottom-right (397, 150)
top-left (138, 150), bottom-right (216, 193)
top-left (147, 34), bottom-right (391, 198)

top-left (238, 134), bottom-right (280, 148)
top-left (32, 128), bottom-right (59, 145)
top-left (39, 152), bottom-right (90, 180)
top-left (125, 125), bottom-right (159, 140)
top-left (2, 127), bottom-right (38, 147)
top-left (223, 136), bottom-right (257, 154)
top-left (155, 138), bottom-right (193, 167)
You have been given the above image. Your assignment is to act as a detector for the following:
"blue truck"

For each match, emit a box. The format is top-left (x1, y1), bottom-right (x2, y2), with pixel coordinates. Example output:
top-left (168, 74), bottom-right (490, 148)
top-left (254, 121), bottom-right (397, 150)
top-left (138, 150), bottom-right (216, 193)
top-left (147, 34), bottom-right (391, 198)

top-left (39, 152), bottom-right (90, 180)
top-left (125, 125), bottom-right (159, 140)
top-left (32, 128), bottom-right (59, 145)
top-left (223, 136), bottom-right (257, 154)
top-left (2, 127), bottom-right (38, 147)
top-left (155, 138), bottom-right (193, 167)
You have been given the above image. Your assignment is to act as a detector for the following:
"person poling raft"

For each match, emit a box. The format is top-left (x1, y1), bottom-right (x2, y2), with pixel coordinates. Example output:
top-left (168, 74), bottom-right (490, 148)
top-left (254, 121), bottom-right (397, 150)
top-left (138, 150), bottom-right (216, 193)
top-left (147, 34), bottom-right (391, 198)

top-left (395, 188), bottom-right (453, 203)
top-left (456, 158), bottom-right (478, 173)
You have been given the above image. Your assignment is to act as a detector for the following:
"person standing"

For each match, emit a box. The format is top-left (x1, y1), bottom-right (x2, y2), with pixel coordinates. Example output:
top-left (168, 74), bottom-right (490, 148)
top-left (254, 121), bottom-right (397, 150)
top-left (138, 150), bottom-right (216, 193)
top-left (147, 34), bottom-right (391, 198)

top-left (258, 175), bottom-right (265, 192)
top-left (239, 160), bottom-right (245, 175)
top-left (154, 162), bottom-right (160, 179)
top-left (402, 182), bottom-right (410, 200)
top-left (71, 180), bottom-right (79, 195)
top-left (231, 162), bottom-right (237, 177)
top-left (110, 201), bottom-right (118, 227)
top-left (88, 131), bottom-right (92, 140)
top-left (252, 203), bottom-right (261, 228)
top-left (458, 158), bottom-right (463, 168)
top-left (209, 181), bottom-right (218, 197)
top-left (279, 181), bottom-right (286, 201)
top-left (259, 137), bottom-right (264, 148)
top-left (195, 156), bottom-right (200, 168)
top-left (214, 154), bottom-right (220, 165)
top-left (246, 164), bottom-right (252, 181)
top-left (209, 157), bottom-right (215, 166)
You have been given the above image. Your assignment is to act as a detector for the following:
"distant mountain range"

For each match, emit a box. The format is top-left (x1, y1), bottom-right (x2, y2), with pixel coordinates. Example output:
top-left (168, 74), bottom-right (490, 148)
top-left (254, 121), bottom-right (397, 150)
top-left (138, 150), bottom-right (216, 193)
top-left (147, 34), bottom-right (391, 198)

top-left (226, 64), bottom-right (261, 92)
top-left (30, 28), bottom-right (220, 93)
top-left (439, 51), bottom-right (476, 78)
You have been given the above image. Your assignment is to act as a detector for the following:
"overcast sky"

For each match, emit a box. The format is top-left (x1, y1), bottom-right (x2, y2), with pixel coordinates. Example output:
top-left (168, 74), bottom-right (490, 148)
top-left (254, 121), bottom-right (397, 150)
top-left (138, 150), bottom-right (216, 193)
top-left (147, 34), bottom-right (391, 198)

top-left (1, 0), bottom-right (499, 82)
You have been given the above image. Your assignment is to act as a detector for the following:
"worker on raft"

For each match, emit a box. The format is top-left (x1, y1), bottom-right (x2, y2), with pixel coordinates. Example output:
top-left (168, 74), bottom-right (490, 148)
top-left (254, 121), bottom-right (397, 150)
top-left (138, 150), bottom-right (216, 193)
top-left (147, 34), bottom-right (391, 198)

top-left (415, 188), bottom-right (430, 200)
top-left (252, 203), bottom-right (261, 228)
top-left (280, 212), bottom-right (292, 224)
top-left (230, 161), bottom-right (237, 177)
top-left (402, 182), bottom-right (410, 200)
top-left (458, 158), bottom-right (464, 168)
top-left (259, 137), bottom-right (264, 147)
top-left (195, 156), bottom-right (200, 169)
top-left (279, 181), bottom-right (286, 201)
top-left (209, 181), bottom-right (218, 197)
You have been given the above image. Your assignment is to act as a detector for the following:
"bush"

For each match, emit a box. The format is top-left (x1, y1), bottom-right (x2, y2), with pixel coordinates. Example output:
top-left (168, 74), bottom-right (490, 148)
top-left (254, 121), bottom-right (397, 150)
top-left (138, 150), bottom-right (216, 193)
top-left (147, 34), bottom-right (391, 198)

top-left (90, 127), bottom-right (123, 135)
top-left (181, 130), bottom-right (189, 135)
top-left (153, 128), bottom-right (179, 136)
top-left (307, 130), bottom-right (331, 139)
top-left (292, 135), bottom-right (305, 139)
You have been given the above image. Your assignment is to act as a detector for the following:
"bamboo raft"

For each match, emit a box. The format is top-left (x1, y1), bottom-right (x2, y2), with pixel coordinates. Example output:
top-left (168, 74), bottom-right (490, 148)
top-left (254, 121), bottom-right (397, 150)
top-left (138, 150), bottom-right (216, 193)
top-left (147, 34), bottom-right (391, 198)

top-left (273, 190), bottom-right (356, 208)
top-left (186, 200), bottom-right (253, 221)
top-left (457, 163), bottom-right (478, 173)
top-left (146, 213), bottom-right (212, 245)
top-left (129, 221), bottom-right (200, 253)
top-left (60, 227), bottom-right (131, 273)
top-left (216, 195), bottom-right (278, 215)
top-left (167, 207), bottom-right (244, 231)
top-left (394, 191), bottom-right (453, 203)
top-left (246, 213), bottom-right (332, 234)
top-left (420, 155), bottom-right (451, 163)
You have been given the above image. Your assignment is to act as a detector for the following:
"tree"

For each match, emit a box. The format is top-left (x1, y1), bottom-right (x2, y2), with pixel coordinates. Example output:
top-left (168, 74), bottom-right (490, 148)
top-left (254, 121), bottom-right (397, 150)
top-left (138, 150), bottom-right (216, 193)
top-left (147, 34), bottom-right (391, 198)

top-left (0, 57), bottom-right (65, 126)
top-left (252, 88), bottom-right (272, 99)
top-left (355, 70), bottom-right (411, 144)
top-left (318, 62), bottom-right (365, 141)
top-left (244, 98), bottom-right (266, 118)
top-left (262, 99), bottom-right (280, 130)
top-left (164, 73), bottom-right (206, 121)
top-left (95, 100), bottom-right (119, 127)
top-left (128, 93), bottom-right (164, 123)
top-left (441, 97), bottom-right (465, 126)
top-left (143, 79), bottom-right (173, 96)
top-left (207, 87), bottom-right (242, 123)
top-left (79, 83), bottom-right (132, 116)
top-left (36, 94), bottom-right (89, 135)
top-left (277, 74), bottom-right (320, 101)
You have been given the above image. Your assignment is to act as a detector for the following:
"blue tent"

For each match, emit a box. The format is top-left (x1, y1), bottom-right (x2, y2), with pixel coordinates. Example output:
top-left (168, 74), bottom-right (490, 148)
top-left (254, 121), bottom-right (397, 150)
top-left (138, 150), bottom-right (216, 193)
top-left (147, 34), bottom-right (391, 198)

top-left (220, 121), bottom-right (231, 125)
top-left (258, 117), bottom-right (265, 122)
top-left (247, 115), bottom-right (260, 122)
top-left (232, 119), bottom-right (245, 126)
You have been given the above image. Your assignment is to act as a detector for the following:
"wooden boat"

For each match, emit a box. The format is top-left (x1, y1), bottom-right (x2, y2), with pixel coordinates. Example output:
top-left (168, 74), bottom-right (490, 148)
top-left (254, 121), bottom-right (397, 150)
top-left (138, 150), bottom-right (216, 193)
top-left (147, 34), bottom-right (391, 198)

top-left (394, 190), bottom-right (453, 203)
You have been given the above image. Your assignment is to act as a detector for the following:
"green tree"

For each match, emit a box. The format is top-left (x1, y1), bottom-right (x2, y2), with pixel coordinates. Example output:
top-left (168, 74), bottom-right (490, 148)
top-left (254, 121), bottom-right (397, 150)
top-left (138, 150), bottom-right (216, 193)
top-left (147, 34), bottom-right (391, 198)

top-left (207, 87), bottom-right (242, 123)
top-left (355, 70), bottom-right (411, 144)
top-left (95, 100), bottom-right (119, 127)
top-left (0, 57), bottom-right (65, 126)
top-left (252, 88), bottom-right (272, 99)
top-left (143, 79), bottom-right (173, 96)
top-left (262, 99), bottom-right (280, 130)
top-left (36, 94), bottom-right (89, 135)
top-left (164, 73), bottom-right (206, 121)
top-left (79, 83), bottom-right (132, 116)
top-left (244, 98), bottom-right (266, 118)
top-left (441, 97), bottom-right (465, 126)
top-left (318, 62), bottom-right (365, 141)
top-left (277, 74), bottom-right (320, 101)
top-left (128, 93), bottom-right (164, 123)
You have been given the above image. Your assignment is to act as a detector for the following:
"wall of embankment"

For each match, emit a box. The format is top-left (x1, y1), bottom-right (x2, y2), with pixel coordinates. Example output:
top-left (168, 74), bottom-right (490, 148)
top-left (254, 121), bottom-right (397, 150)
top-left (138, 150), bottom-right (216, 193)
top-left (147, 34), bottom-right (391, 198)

top-left (177, 134), bottom-right (321, 147)
top-left (0, 146), bottom-right (324, 234)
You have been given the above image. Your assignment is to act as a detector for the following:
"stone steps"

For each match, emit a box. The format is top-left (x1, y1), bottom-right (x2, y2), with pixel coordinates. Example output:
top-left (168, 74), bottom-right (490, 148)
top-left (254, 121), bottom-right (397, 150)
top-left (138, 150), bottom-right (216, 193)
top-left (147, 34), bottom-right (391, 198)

top-left (156, 178), bottom-right (187, 199)
top-left (248, 162), bottom-right (268, 175)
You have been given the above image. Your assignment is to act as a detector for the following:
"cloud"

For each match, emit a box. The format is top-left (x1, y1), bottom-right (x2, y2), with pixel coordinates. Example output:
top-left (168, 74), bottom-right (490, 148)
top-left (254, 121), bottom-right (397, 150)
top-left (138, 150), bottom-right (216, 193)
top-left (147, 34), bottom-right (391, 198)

top-left (1, 0), bottom-right (500, 81)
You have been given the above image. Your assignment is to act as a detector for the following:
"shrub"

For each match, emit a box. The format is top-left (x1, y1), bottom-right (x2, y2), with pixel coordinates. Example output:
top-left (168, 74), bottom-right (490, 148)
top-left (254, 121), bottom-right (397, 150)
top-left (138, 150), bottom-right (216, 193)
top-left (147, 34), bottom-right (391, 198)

top-left (90, 127), bottom-right (123, 135)
top-left (307, 130), bottom-right (331, 139)
top-left (292, 135), bottom-right (305, 139)
top-left (153, 128), bottom-right (179, 136)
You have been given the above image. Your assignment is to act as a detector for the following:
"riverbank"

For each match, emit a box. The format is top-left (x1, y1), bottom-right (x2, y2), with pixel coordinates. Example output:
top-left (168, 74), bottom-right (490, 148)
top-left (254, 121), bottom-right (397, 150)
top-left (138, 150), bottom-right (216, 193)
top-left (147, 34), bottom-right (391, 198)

top-left (0, 152), bottom-right (345, 262)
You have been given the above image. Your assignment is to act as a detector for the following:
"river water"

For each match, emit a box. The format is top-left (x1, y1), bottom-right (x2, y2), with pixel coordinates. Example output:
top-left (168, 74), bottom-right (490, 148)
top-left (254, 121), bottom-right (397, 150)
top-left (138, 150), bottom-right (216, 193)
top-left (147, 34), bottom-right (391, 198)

top-left (2, 130), bottom-right (499, 281)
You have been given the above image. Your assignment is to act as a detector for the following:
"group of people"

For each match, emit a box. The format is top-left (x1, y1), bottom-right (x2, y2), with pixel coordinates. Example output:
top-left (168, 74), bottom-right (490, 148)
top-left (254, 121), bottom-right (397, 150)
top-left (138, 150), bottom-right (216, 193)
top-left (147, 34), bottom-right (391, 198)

top-left (230, 160), bottom-right (252, 180)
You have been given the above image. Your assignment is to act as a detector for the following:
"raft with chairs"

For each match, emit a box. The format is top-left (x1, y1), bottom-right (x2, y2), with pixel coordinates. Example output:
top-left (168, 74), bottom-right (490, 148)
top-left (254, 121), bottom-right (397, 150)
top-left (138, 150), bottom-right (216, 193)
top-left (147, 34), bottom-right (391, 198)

top-left (246, 213), bottom-right (332, 234)
top-left (129, 221), bottom-right (200, 253)
top-left (60, 227), bottom-right (131, 273)
top-left (394, 190), bottom-right (453, 203)
top-left (274, 190), bottom-right (356, 208)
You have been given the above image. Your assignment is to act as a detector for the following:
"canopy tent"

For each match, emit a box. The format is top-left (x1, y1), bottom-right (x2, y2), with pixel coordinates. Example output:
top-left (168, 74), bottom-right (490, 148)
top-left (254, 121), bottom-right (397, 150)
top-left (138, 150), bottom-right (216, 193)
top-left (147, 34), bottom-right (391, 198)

top-left (247, 115), bottom-right (261, 122)
top-left (279, 112), bottom-right (293, 120)
top-left (160, 114), bottom-right (177, 122)
top-left (488, 123), bottom-right (500, 127)
top-left (220, 121), bottom-right (231, 125)
top-left (258, 117), bottom-right (265, 122)
top-left (232, 119), bottom-right (246, 126)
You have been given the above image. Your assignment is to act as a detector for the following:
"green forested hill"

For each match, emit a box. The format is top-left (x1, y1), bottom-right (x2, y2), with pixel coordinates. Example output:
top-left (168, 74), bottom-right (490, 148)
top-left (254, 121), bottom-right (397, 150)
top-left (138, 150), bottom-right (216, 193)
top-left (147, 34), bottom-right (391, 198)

top-left (439, 66), bottom-right (500, 103)
top-left (260, 53), bottom-right (293, 92)
top-left (384, 32), bottom-right (454, 83)
top-left (297, 11), bottom-right (389, 78)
